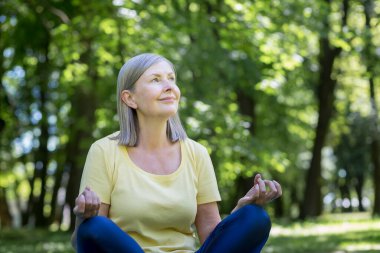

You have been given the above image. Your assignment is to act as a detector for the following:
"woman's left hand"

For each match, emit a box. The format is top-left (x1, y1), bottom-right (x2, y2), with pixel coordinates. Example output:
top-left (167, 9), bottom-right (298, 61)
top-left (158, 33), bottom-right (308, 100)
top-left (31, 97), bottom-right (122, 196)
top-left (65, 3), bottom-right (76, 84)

top-left (232, 174), bottom-right (282, 213)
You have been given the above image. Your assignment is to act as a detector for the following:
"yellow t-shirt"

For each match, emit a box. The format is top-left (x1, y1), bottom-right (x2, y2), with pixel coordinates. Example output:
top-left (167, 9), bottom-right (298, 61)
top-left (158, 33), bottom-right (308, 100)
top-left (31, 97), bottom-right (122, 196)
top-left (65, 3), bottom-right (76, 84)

top-left (79, 133), bottom-right (221, 253)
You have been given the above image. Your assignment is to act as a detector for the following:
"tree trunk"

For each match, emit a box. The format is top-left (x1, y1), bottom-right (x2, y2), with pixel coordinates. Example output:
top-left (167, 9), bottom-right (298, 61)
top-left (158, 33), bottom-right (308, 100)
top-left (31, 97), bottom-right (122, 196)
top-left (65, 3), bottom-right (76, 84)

top-left (23, 170), bottom-right (36, 226)
top-left (235, 89), bottom-right (257, 210)
top-left (354, 174), bottom-right (365, 212)
top-left (33, 83), bottom-right (51, 227)
top-left (236, 89), bottom-right (256, 136)
top-left (49, 164), bottom-right (65, 224)
top-left (300, 42), bottom-right (341, 218)
top-left (0, 188), bottom-right (12, 227)
top-left (33, 33), bottom-right (52, 228)
top-left (22, 44), bottom-right (51, 228)
top-left (300, 0), bottom-right (347, 219)
top-left (339, 181), bottom-right (352, 212)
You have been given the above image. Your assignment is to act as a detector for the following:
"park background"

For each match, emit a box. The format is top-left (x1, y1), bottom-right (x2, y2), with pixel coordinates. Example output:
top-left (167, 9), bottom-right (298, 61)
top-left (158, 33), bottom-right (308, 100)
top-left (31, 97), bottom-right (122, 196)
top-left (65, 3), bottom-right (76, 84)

top-left (1, 0), bottom-right (380, 252)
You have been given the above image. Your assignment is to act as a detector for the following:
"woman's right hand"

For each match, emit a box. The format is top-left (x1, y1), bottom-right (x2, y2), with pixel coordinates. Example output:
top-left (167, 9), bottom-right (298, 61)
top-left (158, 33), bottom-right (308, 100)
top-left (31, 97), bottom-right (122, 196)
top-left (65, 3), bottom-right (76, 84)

top-left (73, 186), bottom-right (100, 220)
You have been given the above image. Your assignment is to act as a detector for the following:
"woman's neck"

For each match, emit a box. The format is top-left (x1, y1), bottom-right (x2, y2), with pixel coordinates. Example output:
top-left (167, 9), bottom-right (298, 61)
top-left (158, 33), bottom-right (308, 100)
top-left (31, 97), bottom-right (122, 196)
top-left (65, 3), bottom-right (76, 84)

top-left (137, 117), bottom-right (171, 150)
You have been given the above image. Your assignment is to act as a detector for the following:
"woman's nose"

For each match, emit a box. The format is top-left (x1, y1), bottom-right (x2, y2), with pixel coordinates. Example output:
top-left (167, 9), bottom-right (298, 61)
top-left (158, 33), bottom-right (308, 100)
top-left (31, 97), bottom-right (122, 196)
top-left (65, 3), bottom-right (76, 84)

top-left (163, 79), bottom-right (174, 91)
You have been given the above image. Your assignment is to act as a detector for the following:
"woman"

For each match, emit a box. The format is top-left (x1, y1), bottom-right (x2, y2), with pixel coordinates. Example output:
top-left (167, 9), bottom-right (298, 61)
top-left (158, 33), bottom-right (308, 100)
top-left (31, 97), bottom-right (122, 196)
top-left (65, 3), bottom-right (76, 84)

top-left (71, 53), bottom-right (282, 253)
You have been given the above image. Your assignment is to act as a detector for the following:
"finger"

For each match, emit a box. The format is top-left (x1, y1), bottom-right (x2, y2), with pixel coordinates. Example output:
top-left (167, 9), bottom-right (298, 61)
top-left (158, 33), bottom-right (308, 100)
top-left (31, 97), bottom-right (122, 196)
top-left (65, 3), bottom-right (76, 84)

top-left (73, 194), bottom-right (86, 216)
top-left (78, 194), bottom-right (86, 213)
top-left (245, 183), bottom-right (259, 198)
top-left (84, 189), bottom-right (101, 218)
top-left (258, 178), bottom-right (266, 194)
top-left (264, 180), bottom-right (278, 201)
top-left (90, 190), bottom-right (98, 210)
top-left (273, 180), bottom-right (282, 197)
top-left (81, 186), bottom-right (91, 197)
top-left (239, 193), bottom-right (258, 206)
top-left (264, 180), bottom-right (277, 192)
top-left (245, 188), bottom-right (254, 198)
top-left (240, 184), bottom-right (259, 202)
top-left (91, 207), bottom-right (99, 217)
top-left (253, 183), bottom-right (260, 198)
top-left (254, 174), bottom-right (262, 185)
top-left (240, 196), bottom-right (252, 204)
top-left (90, 191), bottom-right (100, 216)
top-left (83, 189), bottom-right (94, 215)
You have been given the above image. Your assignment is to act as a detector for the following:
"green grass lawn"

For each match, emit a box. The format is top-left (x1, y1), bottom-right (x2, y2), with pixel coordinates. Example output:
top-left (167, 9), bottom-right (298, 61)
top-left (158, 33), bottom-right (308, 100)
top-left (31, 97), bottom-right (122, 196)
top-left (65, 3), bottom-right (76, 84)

top-left (264, 212), bottom-right (380, 253)
top-left (0, 229), bottom-right (72, 253)
top-left (0, 212), bottom-right (379, 253)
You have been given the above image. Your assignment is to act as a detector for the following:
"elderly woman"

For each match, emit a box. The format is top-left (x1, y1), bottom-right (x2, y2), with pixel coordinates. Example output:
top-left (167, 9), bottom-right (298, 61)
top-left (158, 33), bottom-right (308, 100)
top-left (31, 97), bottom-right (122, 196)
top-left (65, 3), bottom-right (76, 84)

top-left (71, 53), bottom-right (282, 253)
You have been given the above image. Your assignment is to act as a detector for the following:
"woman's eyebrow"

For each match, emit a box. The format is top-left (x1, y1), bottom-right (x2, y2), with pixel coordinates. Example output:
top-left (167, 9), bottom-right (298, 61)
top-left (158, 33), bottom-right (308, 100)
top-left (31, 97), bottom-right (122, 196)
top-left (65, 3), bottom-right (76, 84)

top-left (148, 72), bottom-right (175, 77)
top-left (148, 71), bottom-right (174, 76)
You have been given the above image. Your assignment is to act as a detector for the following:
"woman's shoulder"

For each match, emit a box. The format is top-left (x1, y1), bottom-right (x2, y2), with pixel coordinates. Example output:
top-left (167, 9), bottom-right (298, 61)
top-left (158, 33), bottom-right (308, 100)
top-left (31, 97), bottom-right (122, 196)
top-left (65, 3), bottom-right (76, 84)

top-left (182, 138), bottom-right (210, 157)
top-left (92, 131), bottom-right (120, 149)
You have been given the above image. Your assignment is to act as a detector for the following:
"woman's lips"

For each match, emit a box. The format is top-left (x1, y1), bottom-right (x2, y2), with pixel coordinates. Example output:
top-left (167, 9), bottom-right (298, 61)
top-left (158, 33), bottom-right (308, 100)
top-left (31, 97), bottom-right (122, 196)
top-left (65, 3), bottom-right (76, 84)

top-left (159, 97), bottom-right (176, 102)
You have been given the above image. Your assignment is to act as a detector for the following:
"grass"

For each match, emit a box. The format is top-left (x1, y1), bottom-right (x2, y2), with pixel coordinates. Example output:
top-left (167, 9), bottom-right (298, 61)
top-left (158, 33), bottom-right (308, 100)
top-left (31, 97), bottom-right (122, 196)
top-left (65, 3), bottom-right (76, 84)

top-left (0, 212), bottom-right (379, 253)
top-left (0, 229), bottom-right (72, 253)
top-left (263, 212), bottom-right (380, 253)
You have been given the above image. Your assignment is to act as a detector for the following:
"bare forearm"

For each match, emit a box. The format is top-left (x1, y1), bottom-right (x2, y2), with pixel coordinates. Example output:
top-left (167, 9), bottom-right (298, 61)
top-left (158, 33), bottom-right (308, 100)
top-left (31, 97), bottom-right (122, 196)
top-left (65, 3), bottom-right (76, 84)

top-left (195, 202), bottom-right (221, 244)
top-left (198, 222), bottom-right (219, 244)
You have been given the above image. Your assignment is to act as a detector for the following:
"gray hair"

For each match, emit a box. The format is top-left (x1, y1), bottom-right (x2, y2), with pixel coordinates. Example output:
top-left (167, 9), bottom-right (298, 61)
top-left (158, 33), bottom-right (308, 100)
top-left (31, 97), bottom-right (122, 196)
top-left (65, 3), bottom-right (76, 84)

top-left (112, 53), bottom-right (187, 146)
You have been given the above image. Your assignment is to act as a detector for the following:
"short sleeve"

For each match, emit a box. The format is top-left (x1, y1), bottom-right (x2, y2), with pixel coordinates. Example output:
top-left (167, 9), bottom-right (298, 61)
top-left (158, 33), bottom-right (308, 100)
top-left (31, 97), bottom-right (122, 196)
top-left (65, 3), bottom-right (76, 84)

top-left (195, 144), bottom-right (221, 204)
top-left (79, 142), bottom-right (113, 204)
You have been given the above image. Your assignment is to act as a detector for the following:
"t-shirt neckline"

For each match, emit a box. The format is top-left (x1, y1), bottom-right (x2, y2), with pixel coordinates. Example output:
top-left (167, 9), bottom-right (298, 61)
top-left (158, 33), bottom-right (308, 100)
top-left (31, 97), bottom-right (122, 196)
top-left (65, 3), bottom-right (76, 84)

top-left (123, 140), bottom-right (185, 179)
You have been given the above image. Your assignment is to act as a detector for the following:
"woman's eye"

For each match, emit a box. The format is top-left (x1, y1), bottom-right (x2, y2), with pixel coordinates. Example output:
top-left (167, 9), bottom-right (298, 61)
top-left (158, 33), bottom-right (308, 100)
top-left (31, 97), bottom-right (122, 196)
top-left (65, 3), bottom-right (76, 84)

top-left (169, 76), bottom-right (175, 81)
top-left (152, 78), bottom-right (159, 82)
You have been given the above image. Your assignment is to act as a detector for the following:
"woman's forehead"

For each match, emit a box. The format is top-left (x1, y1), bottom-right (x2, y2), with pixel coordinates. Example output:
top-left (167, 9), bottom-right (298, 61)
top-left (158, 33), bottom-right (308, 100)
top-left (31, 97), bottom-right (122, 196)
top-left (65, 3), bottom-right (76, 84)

top-left (143, 61), bottom-right (175, 76)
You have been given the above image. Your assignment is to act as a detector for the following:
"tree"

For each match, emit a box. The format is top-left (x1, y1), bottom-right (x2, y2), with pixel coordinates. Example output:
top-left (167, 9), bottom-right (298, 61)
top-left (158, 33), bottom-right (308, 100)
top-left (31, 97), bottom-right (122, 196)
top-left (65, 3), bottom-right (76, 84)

top-left (300, 0), bottom-right (349, 219)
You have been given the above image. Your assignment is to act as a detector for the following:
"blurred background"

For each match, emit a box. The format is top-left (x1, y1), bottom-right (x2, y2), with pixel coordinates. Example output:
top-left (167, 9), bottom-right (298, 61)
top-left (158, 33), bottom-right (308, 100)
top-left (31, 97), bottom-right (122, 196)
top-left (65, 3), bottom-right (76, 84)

top-left (1, 0), bottom-right (380, 252)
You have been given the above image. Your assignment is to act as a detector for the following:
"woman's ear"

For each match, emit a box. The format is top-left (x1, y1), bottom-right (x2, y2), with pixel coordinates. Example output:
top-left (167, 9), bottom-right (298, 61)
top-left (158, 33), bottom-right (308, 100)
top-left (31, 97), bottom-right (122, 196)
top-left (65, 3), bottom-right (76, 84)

top-left (121, 90), bottom-right (137, 109)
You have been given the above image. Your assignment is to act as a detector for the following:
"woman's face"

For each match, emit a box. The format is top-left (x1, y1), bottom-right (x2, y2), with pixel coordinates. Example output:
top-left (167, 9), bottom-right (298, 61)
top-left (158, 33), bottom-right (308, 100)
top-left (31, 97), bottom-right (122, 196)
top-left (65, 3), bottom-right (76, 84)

top-left (129, 60), bottom-right (180, 119)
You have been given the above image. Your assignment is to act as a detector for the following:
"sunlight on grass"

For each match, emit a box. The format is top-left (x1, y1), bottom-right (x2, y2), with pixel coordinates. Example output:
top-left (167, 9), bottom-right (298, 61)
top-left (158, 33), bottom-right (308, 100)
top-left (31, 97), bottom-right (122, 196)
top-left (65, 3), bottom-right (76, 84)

top-left (264, 212), bottom-right (380, 253)
top-left (271, 219), bottom-right (380, 237)
top-left (344, 244), bottom-right (380, 252)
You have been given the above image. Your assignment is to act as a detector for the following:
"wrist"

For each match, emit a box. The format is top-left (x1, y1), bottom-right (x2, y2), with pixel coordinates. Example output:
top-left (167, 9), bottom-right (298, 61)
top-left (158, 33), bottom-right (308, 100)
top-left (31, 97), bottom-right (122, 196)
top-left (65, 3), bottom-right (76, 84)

top-left (231, 201), bottom-right (243, 214)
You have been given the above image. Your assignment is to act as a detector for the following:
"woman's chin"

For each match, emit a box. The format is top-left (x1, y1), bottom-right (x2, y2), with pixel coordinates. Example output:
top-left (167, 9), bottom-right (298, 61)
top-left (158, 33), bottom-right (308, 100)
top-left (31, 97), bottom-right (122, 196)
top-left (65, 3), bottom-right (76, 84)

top-left (160, 105), bottom-right (178, 116)
top-left (148, 111), bottom-right (176, 120)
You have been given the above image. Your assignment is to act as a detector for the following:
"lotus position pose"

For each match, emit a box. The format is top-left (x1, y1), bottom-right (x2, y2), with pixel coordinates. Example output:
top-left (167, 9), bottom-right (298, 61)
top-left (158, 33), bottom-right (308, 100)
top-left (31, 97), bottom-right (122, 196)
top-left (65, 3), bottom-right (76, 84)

top-left (71, 53), bottom-right (282, 253)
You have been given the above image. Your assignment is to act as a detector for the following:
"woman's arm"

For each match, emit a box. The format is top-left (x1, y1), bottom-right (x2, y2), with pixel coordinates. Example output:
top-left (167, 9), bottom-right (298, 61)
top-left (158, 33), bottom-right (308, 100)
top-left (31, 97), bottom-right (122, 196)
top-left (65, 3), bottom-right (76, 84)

top-left (71, 187), bottom-right (110, 250)
top-left (194, 202), bottom-right (221, 244)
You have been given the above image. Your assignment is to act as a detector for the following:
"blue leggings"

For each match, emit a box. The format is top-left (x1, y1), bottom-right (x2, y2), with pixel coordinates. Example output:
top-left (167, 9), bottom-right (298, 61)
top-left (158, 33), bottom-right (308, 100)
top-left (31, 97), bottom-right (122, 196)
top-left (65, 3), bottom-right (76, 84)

top-left (77, 204), bottom-right (271, 253)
